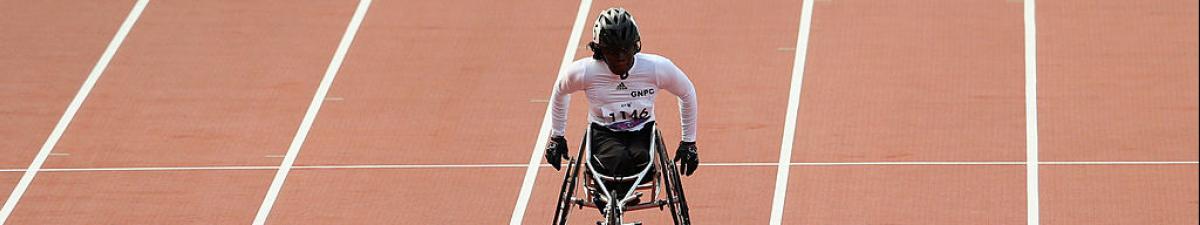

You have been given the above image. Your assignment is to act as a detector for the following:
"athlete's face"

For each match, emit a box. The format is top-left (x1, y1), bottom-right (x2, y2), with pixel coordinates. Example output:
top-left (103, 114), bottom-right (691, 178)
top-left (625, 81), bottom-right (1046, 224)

top-left (600, 43), bottom-right (637, 75)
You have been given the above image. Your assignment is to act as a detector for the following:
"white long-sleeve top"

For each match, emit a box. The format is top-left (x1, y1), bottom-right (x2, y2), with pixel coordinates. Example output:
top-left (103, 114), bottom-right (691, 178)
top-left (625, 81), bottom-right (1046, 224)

top-left (551, 53), bottom-right (698, 142)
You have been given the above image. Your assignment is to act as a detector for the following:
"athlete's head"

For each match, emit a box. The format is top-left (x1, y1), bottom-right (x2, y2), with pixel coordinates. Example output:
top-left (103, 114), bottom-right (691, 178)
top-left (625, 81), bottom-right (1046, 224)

top-left (589, 8), bottom-right (641, 76)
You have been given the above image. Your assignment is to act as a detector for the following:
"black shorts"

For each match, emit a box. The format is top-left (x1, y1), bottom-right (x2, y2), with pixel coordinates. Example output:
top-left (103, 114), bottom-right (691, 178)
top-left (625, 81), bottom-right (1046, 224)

top-left (587, 121), bottom-right (663, 178)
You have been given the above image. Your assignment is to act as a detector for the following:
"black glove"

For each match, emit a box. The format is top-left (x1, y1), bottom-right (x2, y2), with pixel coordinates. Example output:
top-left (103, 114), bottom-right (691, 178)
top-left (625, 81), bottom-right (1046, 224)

top-left (674, 141), bottom-right (699, 176)
top-left (545, 136), bottom-right (569, 171)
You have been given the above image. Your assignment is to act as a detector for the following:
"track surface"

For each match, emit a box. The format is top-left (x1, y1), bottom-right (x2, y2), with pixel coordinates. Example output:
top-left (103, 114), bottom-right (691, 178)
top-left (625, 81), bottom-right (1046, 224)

top-left (0, 0), bottom-right (1196, 224)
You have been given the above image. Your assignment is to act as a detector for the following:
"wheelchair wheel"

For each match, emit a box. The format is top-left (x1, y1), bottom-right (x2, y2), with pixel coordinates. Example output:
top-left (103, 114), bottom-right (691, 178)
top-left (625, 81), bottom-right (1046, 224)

top-left (658, 144), bottom-right (691, 225)
top-left (552, 150), bottom-right (586, 225)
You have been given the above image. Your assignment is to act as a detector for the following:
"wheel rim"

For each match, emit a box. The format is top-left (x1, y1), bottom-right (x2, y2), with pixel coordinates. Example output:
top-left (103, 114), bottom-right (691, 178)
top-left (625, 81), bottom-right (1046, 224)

top-left (553, 158), bottom-right (580, 225)
top-left (657, 144), bottom-right (687, 225)
top-left (667, 161), bottom-right (690, 224)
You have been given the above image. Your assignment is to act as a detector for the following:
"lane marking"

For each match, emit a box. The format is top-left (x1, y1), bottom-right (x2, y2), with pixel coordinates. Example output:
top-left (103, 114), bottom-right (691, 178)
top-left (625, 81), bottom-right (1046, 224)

top-left (1023, 0), bottom-right (1040, 224)
top-left (0, 0), bottom-right (150, 223)
top-left (1040, 161), bottom-right (1200, 165)
top-left (0, 161), bottom-right (1193, 173)
top-left (0, 164), bottom-right (530, 173)
top-left (792, 161), bottom-right (1021, 166)
top-left (508, 0), bottom-right (592, 224)
top-left (770, 0), bottom-right (816, 224)
top-left (251, 0), bottom-right (372, 224)
top-left (2, 166), bottom-right (279, 173)
top-left (296, 164), bottom-right (531, 170)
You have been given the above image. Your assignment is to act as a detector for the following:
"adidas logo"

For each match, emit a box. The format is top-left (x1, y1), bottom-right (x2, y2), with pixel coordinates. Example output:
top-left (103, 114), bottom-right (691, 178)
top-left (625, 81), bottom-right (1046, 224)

top-left (616, 82), bottom-right (628, 90)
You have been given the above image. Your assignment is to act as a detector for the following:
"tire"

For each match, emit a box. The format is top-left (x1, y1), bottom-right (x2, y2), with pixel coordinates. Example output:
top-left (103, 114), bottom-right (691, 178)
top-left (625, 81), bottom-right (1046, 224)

top-left (665, 159), bottom-right (690, 225)
top-left (657, 136), bottom-right (691, 225)
top-left (553, 150), bottom-right (586, 225)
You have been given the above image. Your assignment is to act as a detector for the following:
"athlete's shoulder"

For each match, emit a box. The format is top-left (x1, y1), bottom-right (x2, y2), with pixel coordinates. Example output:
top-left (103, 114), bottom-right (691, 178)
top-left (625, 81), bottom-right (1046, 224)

top-left (636, 53), bottom-right (683, 76)
top-left (566, 57), bottom-right (601, 75)
top-left (637, 53), bottom-right (681, 73)
top-left (571, 57), bottom-right (602, 66)
top-left (635, 53), bottom-right (673, 64)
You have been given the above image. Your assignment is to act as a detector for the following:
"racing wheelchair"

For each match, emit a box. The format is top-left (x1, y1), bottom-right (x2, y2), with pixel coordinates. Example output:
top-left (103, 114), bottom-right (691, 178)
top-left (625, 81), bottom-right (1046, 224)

top-left (552, 123), bottom-right (691, 225)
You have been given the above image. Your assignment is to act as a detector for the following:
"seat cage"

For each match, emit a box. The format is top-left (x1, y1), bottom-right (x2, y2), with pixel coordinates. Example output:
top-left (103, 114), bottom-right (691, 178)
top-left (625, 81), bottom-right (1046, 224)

top-left (582, 122), bottom-right (657, 211)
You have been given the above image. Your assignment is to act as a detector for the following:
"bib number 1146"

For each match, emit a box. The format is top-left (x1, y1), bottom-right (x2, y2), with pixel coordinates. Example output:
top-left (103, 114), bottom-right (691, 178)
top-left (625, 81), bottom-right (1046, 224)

top-left (607, 108), bottom-right (650, 123)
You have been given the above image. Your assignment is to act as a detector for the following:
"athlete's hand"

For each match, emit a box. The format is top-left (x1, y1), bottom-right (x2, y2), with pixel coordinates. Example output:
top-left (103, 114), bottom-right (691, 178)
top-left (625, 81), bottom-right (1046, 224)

top-left (674, 141), bottom-right (699, 176)
top-left (545, 136), bottom-right (569, 171)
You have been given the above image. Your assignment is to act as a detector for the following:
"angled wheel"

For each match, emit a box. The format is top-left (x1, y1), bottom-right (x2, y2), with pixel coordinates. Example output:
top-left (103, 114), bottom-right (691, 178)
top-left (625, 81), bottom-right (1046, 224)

top-left (552, 149), bottom-right (586, 225)
top-left (657, 136), bottom-right (691, 225)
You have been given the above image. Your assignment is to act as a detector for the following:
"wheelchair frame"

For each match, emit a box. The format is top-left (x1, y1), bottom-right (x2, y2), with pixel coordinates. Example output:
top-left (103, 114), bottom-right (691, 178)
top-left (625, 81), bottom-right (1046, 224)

top-left (552, 123), bottom-right (691, 225)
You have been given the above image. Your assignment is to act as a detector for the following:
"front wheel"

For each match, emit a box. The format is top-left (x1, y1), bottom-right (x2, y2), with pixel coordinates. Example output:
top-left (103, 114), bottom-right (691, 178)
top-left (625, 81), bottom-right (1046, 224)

top-left (605, 190), bottom-right (623, 225)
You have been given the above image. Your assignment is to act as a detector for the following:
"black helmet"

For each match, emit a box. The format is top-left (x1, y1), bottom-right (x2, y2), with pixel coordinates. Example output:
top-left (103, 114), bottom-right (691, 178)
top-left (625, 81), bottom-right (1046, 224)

top-left (590, 8), bottom-right (640, 60)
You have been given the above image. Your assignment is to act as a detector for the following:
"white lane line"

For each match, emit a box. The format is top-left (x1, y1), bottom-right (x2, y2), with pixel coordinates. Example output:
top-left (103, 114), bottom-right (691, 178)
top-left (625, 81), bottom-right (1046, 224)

top-left (1023, 0), bottom-right (1040, 224)
top-left (0, 0), bottom-right (150, 223)
top-left (25, 166), bottom-right (278, 172)
top-left (0, 164), bottom-right (530, 173)
top-left (251, 0), bottom-right (372, 224)
top-left (793, 161), bottom-right (1023, 166)
top-left (770, 0), bottom-right (816, 224)
top-left (1041, 161), bottom-right (1200, 165)
top-left (296, 164), bottom-right (533, 170)
top-left (0, 160), bottom-right (1190, 173)
top-left (702, 162), bottom-right (780, 167)
top-left (508, 0), bottom-right (592, 224)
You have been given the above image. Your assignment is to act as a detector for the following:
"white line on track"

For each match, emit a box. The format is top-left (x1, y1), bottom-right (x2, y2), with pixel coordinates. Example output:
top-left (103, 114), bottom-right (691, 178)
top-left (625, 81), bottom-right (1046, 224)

top-left (1040, 161), bottom-right (1200, 165)
top-left (508, 0), bottom-right (593, 224)
top-left (790, 161), bottom-right (1022, 166)
top-left (1023, 0), bottom-right (1040, 224)
top-left (251, 0), bottom-right (372, 224)
top-left (0, 166), bottom-right (279, 173)
top-left (0, 161), bottom-right (1193, 173)
top-left (295, 164), bottom-right (532, 169)
top-left (0, 0), bottom-right (150, 223)
top-left (770, 0), bottom-right (816, 224)
top-left (0, 164), bottom-right (532, 173)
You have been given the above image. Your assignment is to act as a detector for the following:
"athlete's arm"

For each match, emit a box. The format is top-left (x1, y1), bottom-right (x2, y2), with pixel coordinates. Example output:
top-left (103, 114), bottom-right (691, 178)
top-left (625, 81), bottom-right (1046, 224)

top-left (546, 60), bottom-right (588, 171)
top-left (550, 60), bottom-right (588, 137)
top-left (656, 57), bottom-right (700, 176)
top-left (655, 58), bottom-right (698, 143)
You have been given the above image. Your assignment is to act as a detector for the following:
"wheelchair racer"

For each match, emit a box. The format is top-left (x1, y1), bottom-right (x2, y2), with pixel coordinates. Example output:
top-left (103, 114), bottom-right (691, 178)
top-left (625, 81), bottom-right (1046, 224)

top-left (545, 8), bottom-right (700, 179)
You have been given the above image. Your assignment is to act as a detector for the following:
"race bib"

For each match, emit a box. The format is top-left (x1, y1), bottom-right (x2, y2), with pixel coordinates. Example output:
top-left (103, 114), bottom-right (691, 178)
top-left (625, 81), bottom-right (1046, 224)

top-left (599, 99), bottom-right (654, 131)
